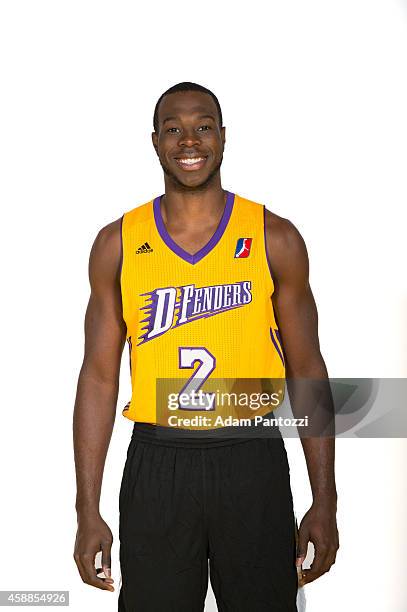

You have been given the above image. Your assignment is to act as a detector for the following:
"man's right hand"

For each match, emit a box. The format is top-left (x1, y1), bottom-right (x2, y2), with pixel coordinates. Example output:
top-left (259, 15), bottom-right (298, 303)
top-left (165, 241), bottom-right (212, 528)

top-left (74, 513), bottom-right (115, 592)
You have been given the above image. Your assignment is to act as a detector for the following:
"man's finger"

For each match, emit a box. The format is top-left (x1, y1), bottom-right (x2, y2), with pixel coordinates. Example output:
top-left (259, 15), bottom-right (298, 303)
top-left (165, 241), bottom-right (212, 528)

top-left (101, 540), bottom-right (112, 580)
top-left (295, 525), bottom-right (309, 566)
top-left (73, 553), bottom-right (88, 585)
top-left (298, 568), bottom-right (307, 588)
top-left (96, 567), bottom-right (114, 584)
top-left (79, 552), bottom-right (115, 591)
top-left (302, 543), bottom-right (330, 584)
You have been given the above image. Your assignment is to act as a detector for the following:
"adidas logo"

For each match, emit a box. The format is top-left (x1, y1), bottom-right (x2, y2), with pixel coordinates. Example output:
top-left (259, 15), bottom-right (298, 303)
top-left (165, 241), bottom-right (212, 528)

top-left (136, 241), bottom-right (153, 254)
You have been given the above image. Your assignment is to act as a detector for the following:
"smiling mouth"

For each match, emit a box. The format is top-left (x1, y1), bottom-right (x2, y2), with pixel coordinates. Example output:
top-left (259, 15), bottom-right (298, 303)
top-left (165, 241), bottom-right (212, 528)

top-left (174, 156), bottom-right (208, 171)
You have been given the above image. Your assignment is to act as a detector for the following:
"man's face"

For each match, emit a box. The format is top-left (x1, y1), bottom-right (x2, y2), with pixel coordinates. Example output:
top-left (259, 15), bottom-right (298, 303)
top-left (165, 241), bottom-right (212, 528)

top-left (152, 91), bottom-right (225, 189)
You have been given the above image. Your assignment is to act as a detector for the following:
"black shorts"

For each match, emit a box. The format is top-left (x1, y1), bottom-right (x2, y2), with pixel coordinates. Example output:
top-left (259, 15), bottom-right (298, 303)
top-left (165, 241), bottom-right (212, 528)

top-left (118, 424), bottom-right (298, 611)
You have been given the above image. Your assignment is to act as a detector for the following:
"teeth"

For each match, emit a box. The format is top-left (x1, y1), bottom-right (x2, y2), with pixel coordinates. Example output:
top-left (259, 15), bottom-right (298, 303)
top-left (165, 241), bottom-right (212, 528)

top-left (178, 157), bottom-right (205, 165)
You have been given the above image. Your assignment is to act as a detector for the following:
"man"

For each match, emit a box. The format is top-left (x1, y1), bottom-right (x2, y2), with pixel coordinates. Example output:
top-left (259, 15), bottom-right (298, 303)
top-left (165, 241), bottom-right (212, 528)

top-left (73, 82), bottom-right (339, 611)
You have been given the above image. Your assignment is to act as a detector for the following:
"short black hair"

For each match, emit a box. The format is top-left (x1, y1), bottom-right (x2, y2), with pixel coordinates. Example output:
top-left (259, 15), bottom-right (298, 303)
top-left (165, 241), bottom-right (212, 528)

top-left (153, 82), bottom-right (223, 133)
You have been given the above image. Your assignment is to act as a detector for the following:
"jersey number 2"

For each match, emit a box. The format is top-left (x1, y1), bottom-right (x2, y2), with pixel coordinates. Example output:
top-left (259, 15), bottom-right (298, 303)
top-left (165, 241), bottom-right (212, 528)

top-left (178, 347), bottom-right (216, 411)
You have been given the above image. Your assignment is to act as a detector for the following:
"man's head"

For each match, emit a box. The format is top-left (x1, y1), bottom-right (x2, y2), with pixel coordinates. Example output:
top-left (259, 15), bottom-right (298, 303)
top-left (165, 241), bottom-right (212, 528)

top-left (152, 82), bottom-right (225, 191)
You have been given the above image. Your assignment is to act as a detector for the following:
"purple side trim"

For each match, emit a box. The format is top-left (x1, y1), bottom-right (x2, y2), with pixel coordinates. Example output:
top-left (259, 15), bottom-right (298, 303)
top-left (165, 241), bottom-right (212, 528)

top-left (263, 205), bottom-right (275, 285)
top-left (127, 336), bottom-right (132, 375)
top-left (153, 190), bottom-right (235, 265)
top-left (275, 328), bottom-right (283, 348)
top-left (270, 327), bottom-right (285, 366)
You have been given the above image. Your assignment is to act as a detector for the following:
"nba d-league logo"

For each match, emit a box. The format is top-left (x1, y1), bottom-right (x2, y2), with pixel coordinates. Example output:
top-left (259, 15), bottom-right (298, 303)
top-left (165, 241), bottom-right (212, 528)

top-left (234, 238), bottom-right (252, 258)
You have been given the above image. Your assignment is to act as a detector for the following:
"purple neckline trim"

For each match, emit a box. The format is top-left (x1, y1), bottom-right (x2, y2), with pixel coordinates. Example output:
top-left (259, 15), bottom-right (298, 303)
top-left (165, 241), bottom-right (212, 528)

top-left (153, 190), bottom-right (235, 265)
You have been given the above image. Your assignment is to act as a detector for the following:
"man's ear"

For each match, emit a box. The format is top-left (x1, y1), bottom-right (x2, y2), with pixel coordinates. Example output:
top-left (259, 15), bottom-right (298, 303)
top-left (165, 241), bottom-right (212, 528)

top-left (221, 126), bottom-right (226, 147)
top-left (151, 131), bottom-right (158, 155)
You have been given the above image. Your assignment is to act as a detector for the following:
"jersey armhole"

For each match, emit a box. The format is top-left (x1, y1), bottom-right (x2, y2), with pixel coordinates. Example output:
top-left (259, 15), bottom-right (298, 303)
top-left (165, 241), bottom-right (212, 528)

top-left (262, 204), bottom-right (276, 292)
top-left (119, 213), bottom-right (125, 285)
top-left (119, 213), bottom-right (130, 336)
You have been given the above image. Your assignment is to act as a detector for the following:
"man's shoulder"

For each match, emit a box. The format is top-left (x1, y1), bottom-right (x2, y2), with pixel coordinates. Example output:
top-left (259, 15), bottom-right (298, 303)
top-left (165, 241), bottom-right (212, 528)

top-left (264, 207), bottom-right (305, 254)
top-left (94, 217), bottom-right (122, 251)
top-left (263, 207), bottom-right (308, 282)
top-left (88, 218), bottom-right (122, 282)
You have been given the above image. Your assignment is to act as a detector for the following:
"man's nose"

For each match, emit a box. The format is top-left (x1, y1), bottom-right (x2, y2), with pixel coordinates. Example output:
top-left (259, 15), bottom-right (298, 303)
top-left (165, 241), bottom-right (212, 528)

top-left (178, 129), bottom-right (201, 147)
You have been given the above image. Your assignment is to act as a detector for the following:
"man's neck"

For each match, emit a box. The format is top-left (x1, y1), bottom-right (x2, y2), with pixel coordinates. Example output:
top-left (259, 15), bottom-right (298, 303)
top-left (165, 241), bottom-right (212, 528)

top-left (161, 179), bottom-right (226, 227)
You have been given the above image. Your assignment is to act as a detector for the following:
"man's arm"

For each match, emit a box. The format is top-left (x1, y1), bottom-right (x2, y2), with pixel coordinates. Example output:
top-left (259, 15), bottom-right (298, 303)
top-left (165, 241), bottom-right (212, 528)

top-left (265, 209), bottom-right (339, 586)
top-left (73, 218), bottom-right (126, 592)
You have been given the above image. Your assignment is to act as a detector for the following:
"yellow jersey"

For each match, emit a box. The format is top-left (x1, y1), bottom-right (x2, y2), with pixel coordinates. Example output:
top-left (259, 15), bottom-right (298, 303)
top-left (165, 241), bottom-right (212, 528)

top-left (120, 191), bottom-right (285, 427)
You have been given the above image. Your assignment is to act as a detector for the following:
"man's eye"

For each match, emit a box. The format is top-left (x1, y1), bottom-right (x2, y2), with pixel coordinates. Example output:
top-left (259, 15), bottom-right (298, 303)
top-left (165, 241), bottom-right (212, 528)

top-left (198, 125), bottom-right (211, 131)
top-left (167, 127), bottom-right (180, 133)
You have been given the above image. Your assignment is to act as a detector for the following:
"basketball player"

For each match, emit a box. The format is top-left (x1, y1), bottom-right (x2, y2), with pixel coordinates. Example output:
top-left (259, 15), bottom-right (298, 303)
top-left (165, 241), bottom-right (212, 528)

top-left (73, 82), bottom-right (339, 611)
